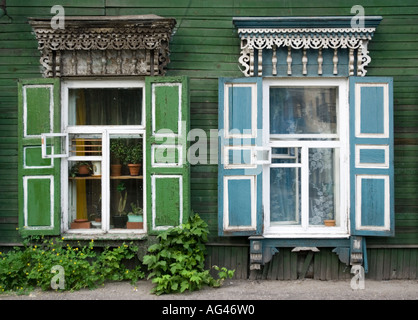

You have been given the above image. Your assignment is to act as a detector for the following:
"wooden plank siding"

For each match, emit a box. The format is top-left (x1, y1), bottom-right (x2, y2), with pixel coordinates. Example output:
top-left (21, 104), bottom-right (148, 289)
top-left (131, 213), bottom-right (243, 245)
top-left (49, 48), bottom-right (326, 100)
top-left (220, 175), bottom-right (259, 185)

top-left (0, 0), bottom-right (417, 279)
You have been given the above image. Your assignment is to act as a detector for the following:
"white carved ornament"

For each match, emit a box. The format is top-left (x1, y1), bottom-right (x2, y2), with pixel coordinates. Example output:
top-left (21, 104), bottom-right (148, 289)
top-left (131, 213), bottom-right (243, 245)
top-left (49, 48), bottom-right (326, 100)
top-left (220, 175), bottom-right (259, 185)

top-left (237, 27), bottom-right (376, 77)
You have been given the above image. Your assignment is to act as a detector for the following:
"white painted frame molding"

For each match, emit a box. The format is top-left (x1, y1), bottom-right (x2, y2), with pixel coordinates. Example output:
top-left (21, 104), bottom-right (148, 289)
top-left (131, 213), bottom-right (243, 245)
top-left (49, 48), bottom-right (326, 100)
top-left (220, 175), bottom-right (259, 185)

top-left (262, 78), bottom-right (349, 238)
top-left (60, 80), bottom-right (147, 236)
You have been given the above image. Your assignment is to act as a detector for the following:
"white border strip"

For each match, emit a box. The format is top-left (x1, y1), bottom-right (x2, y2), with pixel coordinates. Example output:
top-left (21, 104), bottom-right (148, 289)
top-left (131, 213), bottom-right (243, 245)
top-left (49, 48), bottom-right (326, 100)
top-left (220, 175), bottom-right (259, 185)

top-left (24, 146), bottom-right (53, 169)
top-left (355, 145), bottom-right (389, 169)
top-left (152, 83), bottom-right (182, 138)
top-left (224, 83), bottom-right (257, 139)
top-left (23, 85), bottom-right (54, 138)
top-left (223, 175), bottom-right (256, 232)
top-left (355, 83), bottom-right (389, 139)
top-left (151, 144), bottom-right (182, 168)
top-left (355, 174), bottom-right (390, 231)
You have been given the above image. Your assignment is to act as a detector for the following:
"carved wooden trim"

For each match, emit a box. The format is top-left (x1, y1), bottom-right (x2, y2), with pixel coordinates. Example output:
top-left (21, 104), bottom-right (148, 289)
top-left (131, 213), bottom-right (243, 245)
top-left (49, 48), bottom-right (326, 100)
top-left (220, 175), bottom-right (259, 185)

top-left (233, 17), bottom-right (382, 77)
top-left (29, 15), bottom-right (176, 78)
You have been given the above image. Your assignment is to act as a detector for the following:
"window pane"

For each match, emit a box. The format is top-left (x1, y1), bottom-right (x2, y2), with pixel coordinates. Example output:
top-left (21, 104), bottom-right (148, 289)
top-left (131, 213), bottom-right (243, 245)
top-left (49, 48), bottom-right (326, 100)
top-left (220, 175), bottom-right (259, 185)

top-left (69, 88), bottom-right (142, 126)
top-left (309, 148), bottom-right (339, 226)
top-left (68, 161), bottom-right (102, 230)
top-left (270, 167), bottom-right (301, 225)
top-left (270, 87), bottom-right (337, 135)
top-left (110, 135), bottom-right (144, 230)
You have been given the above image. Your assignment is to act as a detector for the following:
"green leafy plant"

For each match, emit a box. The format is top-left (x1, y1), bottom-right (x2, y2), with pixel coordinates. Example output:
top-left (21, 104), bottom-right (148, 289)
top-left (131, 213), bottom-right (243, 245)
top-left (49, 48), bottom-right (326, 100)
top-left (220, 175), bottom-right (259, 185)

top-left (125, 142), bottom-right (142, 164)
top-left (142, 213), bottom-right (235, 295)
top-left (0, 237), bottom-right (144, 294)
top-left (128, 202), bottom-right (143, 216)
top-left (110, 139), bottom-right (128, 164)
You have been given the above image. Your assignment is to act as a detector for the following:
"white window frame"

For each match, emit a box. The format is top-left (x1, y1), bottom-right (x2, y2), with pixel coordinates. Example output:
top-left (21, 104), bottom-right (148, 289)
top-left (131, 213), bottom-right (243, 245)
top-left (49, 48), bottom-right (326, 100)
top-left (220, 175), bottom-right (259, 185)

top-left (262, 78), bottom-right (349, 238)
top-left (60, 80), bottom-right (147, 236)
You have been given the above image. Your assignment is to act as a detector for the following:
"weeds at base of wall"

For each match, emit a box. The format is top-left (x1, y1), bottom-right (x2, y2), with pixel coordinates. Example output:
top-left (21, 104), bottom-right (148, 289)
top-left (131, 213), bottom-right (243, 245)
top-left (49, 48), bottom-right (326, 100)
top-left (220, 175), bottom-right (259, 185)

top-left (0, 214), bottom-right (233, 295)
top-left (143, 213), bottom-right (235, 295)
top-left (0, 236), bottom-right (145, 295)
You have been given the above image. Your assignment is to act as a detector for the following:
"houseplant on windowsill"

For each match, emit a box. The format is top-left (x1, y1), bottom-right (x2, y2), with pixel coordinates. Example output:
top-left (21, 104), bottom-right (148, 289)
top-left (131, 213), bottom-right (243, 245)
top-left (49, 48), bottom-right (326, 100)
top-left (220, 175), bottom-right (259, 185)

top-left (113, 182), bottom-right (128, 228)
top-left (127, 202), bottom-right (143, 229)
top-left (70, 161), bottom-right (92, 177)
top-left (125, 142), bottom-right (142, 176)
top-left (110, 139), bottom-right (127, 176)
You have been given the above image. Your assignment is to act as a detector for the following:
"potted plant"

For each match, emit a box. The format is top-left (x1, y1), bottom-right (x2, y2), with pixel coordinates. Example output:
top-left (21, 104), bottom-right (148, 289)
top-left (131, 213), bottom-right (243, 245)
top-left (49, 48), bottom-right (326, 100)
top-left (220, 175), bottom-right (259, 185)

top-left (113, 182), bottom-right (128, 228)
top-left (127, 202), bottom-right (143, 229)
top-left (70, 161), bottom-right (92, 177)
top-left (125, 142), bottom-right (142, 176)
top-left (110, 139), bottom-right (127, 176)
top-left (324, 212), bottom-right (336, 226)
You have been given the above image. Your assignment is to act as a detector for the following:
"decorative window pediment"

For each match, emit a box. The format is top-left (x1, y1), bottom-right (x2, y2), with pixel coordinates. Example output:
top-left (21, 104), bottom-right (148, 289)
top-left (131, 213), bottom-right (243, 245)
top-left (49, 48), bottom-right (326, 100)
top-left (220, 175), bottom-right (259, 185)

top-left (233, 16), bottom-right (382, 77)
top-left (29, 15), bottom-right (176, 78)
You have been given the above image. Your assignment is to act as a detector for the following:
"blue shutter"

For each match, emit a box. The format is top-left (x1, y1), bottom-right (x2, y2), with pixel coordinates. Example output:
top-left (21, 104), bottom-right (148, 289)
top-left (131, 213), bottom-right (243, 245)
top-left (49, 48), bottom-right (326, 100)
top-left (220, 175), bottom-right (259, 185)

top-left (349, 77), bottom-right (394, 236)
top-left (218, 78), bottom-right (263, 236)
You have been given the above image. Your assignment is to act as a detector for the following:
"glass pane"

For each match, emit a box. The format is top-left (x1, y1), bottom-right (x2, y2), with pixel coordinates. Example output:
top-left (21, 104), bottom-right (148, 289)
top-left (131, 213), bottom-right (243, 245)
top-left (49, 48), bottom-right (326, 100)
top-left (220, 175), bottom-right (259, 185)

top-left (68, 161), bottom-right (102, 230)
top-left (270, 87), bottom-right (337, 135)
top-left (110, 134), bottom-right (144, 230)
top-left (309, 148), bottom-right (339, 226)
top-left (271, 147), bottom-right (301, 164)
top-left (270, 167), bottom-right (301, 225)
top-left (69, 88), bottom-right (142, 126)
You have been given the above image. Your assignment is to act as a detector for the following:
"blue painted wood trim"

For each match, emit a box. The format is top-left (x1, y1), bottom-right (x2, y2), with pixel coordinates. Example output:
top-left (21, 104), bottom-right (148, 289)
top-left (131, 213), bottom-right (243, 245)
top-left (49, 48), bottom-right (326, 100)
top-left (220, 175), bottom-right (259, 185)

top-left (233, 16), bottom-right (382, 29)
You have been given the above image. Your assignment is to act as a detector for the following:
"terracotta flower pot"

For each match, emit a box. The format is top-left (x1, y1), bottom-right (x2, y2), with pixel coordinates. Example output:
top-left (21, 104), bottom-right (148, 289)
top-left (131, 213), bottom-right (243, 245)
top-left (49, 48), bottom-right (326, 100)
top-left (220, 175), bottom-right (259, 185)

top-left (324, 219), bottom-right (336, 226)
top-left (128, 164), bottom-right (141, 176)
top-left (110, 164), bottom-right (122, 176)
top-left (78, 164), bottom-right (90, 175)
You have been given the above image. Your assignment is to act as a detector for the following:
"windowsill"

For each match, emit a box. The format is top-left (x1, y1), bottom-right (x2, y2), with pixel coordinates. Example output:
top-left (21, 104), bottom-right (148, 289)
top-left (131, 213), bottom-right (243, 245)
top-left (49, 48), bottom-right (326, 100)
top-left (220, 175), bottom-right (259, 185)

top-left (263, 228), bottom-right (350, 239)
top-left (61, 231), bottom-right (148, 241)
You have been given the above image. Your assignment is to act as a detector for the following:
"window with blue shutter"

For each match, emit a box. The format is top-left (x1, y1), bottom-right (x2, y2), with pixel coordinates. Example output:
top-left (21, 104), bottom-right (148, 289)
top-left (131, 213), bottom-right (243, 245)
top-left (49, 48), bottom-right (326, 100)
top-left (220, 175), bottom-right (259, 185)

top-left (218, 76), bottom-right (394, 238)
top-left (218, 16), bottom-right (394, 240)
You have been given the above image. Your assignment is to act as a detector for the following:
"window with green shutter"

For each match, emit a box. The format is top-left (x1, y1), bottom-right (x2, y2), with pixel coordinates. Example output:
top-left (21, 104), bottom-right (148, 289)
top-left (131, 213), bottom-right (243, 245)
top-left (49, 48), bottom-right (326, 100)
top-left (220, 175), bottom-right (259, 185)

top-left (18, 77), bottom-right (190, 238)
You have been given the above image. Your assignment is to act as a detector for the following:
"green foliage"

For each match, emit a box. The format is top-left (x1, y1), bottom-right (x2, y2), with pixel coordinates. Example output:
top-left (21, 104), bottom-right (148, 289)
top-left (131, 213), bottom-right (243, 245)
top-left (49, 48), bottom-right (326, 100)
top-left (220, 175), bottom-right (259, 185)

top-left (143, 214), bottom-right (235, 295)
top-left (110, 139), bottom-right (128, 164)
top-left (125, 142), bottom-right (143, 164)
top-left (0, 237), bottom-right (144, 294)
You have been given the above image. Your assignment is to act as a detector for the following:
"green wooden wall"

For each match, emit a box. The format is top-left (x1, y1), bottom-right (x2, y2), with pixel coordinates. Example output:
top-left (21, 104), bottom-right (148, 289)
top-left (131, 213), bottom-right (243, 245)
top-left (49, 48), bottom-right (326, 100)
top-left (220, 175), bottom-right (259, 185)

top-left (0, 0), bottom-right (417, 278)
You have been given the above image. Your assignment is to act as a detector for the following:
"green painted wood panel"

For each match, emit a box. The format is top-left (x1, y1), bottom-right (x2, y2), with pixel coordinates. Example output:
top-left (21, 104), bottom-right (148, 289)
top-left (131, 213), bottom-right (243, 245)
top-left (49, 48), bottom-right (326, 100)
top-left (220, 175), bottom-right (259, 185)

top-left (24, 85), bottom-right (51, 136)
top-left (154, 176), bottom-right (181, 228)
top-left (26, 178), bottom-right (52, 227)
top-left (153, 84), bottom-right (180, 134)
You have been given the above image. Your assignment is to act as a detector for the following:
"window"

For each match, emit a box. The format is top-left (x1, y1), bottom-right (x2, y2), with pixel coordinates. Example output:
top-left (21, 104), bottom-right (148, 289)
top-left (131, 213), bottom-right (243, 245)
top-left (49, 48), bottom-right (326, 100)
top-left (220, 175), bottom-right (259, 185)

top-left (62, 80), bottom-right (145, 234)
top-left (263, 79), bottom-right (348, 236)
top-left (218, 76), bottom-right (393, 238)
top-left (18, 76), bottom-right (190, 238)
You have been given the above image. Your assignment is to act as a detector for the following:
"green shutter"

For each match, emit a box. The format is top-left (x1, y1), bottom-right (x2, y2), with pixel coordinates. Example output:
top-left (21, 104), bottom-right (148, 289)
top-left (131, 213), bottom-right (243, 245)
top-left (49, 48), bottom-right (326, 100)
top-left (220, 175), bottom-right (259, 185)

top-left (18, 79), bottom-right (61, 236)
top-left (145, 76), bottom-right (190, 234)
